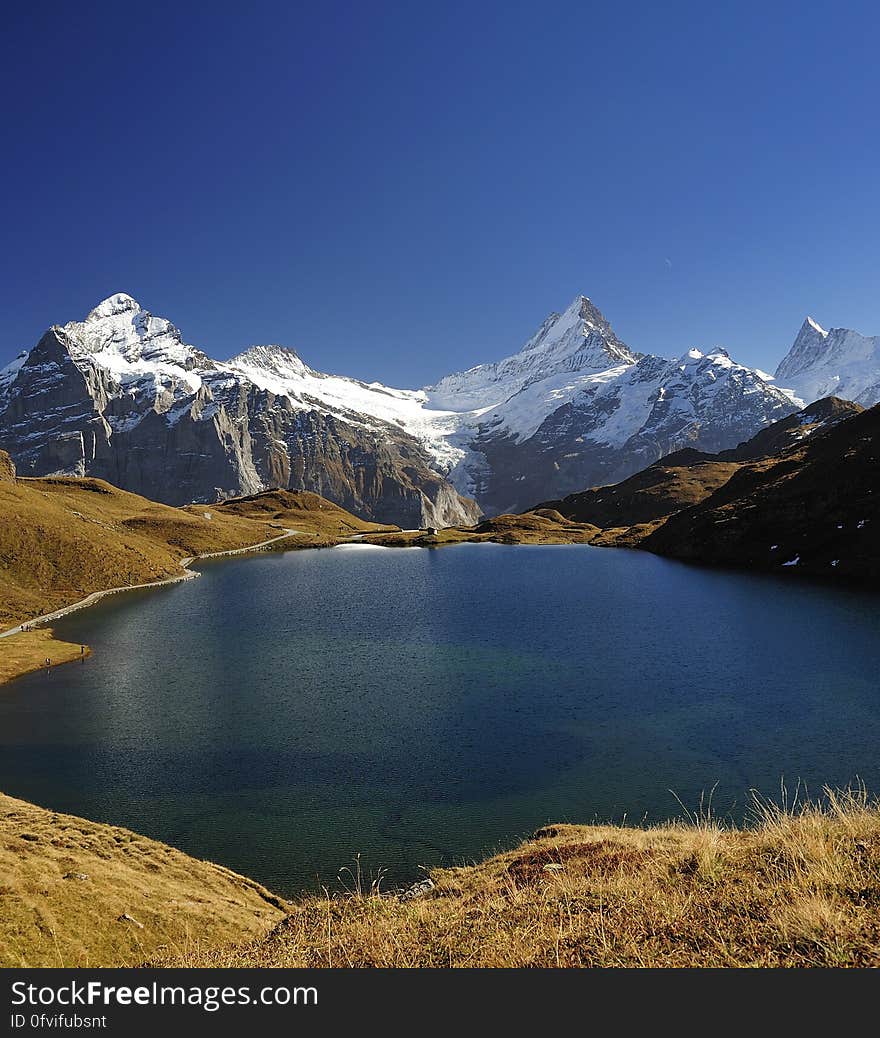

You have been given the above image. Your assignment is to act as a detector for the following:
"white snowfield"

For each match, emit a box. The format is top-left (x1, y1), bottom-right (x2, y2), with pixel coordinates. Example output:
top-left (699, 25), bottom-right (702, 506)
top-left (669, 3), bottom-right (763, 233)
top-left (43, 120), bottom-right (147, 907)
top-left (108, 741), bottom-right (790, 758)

top-left (2, 291), bottom-right (877, 509)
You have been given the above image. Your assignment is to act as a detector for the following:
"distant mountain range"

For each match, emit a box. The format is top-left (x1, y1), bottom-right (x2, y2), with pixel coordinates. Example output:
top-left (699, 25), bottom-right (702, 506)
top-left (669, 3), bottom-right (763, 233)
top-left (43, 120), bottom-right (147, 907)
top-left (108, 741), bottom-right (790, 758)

top-left (1, 292), bottom-right (877, 525)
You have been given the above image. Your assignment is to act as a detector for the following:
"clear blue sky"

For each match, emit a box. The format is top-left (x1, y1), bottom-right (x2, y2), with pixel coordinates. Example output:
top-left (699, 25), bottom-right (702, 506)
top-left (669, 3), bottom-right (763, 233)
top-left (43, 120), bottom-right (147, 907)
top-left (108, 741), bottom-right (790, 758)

top-left (2, 1), bottom-right (878, 385)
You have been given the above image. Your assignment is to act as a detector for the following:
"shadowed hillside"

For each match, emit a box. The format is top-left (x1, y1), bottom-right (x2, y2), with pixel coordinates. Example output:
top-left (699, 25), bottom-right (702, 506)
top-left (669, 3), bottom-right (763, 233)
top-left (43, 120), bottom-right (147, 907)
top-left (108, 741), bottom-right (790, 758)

top-left (642, 401), bottom-right (879, 580)
top-left (541, 397), bottom-right (863, 530)
top-left (539, 398), bottom-right (877, 581)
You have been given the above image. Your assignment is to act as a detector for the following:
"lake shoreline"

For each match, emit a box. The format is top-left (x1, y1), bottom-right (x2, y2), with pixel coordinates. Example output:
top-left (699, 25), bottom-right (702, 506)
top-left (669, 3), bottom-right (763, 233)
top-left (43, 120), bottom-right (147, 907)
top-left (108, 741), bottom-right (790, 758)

top-left (0, 527), bottom-right (301, 686)
top-left (0, 505), bottom-right (603, 687)
top-left (2, 515), bottom-right (872, 688)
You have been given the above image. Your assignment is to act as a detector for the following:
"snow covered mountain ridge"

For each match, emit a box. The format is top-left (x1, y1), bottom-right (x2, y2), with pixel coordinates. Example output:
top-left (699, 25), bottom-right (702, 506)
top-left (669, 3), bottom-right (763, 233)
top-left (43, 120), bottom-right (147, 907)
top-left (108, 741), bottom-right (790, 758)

top-left (1, 291), bottom-right (876, 521)
top-left (774, 316), bottom-right (880, 407)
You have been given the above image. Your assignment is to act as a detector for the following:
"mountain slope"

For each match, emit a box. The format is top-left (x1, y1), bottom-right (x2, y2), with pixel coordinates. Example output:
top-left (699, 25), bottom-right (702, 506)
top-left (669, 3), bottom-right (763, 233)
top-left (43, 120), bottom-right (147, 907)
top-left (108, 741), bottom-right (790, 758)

top-left (455, 345), bottom-right (798, 515)
top-left (0, 451), bottom-right (390, 631)
top-left (537, 395), bottom-right (875, 582)
top-left (640, 401), bottom-right (879, 580)
top-left (0, 792), bottom-right (286, 968)
top-left (543, 397), bottom-right (863, 529)
top-left (425, 295), bottom-right (638, 410)
top-left (0, 450), bottom-right (396, 684)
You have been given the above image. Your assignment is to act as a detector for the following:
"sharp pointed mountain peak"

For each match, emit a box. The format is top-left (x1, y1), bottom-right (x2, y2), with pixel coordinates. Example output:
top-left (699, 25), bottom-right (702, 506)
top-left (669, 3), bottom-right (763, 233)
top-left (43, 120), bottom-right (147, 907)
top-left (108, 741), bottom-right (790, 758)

top-left (518, 292), bottom-right (633, 364)
top-left (521, 294), bottom-right (612, 352)
top-left (571, 293), bottom-right (609, 327)
top-left (802, 316), bottom-right (828, 338)
top-left (774, 307), bottom-right (880, 413)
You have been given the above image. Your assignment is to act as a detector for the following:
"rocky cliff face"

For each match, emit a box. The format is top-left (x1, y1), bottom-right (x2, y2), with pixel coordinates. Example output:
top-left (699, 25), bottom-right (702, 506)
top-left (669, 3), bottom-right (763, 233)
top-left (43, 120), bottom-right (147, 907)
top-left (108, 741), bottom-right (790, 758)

top-left (0, 296), bottom-right (479, 527)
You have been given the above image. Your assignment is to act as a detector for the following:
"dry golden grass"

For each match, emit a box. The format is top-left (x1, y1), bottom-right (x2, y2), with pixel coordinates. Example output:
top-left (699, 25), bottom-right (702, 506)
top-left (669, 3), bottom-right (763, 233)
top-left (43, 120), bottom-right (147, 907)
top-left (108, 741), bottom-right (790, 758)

top-left (0, 630), bottom-right (89, 684)
top-left (212, 489), bottom-right (398, 545)
top-left (0, 793), bottom-right (287, 968)
top-left (157, 788), bottom-right (880, 969)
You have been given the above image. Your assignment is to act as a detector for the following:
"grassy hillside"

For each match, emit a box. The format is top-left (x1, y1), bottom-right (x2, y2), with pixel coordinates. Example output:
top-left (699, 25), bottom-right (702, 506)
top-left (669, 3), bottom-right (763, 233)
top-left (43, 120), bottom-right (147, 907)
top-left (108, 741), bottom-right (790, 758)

top-left (153, 788), bottom-right (878, 968)
top-left (642, 402), bottom-right (879, 580)
top-left (0, 463), bottom-right (277, 630)
top-left (0, 455), bottom-right (400, 684)
top-left (0, 793), bottom-right (287, 968)
top-left (213, 488), bottom-right (397, 544)
top-left (4, 787), bottom-right (877, 968)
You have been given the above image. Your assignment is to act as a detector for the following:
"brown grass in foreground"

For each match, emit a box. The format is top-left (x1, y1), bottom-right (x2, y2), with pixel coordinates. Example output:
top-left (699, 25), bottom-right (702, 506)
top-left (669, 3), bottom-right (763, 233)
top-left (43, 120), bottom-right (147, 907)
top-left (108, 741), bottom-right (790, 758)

top-left (157, 788), bottom-right (880, 968)
top-left (0, 793), bottom-right (287, 968)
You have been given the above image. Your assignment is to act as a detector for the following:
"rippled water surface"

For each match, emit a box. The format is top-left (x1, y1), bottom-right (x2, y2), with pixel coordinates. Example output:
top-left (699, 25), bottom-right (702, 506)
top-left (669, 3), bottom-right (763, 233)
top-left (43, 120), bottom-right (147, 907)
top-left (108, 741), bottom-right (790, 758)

top-left (2, 543), bottom-right (879, 894)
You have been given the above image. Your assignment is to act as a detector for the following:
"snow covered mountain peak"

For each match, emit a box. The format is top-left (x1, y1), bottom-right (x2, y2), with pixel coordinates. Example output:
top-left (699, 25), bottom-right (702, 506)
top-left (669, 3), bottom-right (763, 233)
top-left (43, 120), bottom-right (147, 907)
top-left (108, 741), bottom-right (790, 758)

top-left (517, 294), bottom-right (634, 363)
top-left (425, 292), bottom-right (637, 411)
top-left (228, 344), bottom-right (314, 382)
top-left (520, 295), bottom-right (605, 352)
top-left (777, 317), bottom-right (830, 380)
top-left (678, 345), bottom-right (734, 368)
top-left (7, 288), bottom-right (873, 526)
top-left (85, 292), bottom-right (142, 321)
top-left (776, 316), bottom-right (880, 406)
top-left (60, 294), bottom-right (213, 393)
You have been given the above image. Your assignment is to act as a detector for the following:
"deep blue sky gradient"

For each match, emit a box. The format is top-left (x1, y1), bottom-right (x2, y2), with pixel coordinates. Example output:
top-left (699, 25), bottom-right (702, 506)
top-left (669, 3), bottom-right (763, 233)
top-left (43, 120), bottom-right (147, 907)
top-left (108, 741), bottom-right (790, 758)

top-left (2, 1), bottom-right (878, 385)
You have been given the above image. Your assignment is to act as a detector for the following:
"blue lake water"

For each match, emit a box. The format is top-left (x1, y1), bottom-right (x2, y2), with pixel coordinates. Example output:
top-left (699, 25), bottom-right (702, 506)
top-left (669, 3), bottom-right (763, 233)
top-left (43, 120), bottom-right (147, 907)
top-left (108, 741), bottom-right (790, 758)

top-left (1, 543), bottom-right (879, 895)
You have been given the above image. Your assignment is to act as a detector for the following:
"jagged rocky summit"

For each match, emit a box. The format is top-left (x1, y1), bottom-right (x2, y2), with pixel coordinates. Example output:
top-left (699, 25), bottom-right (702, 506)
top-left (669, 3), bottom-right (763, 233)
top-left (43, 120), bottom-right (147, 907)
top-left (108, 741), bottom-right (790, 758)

top-left (1, 292), bottom-right (877, 524)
